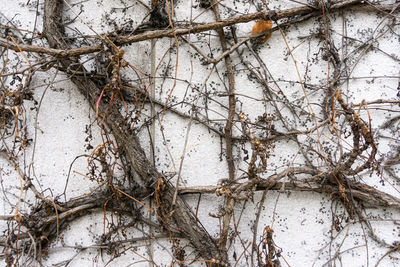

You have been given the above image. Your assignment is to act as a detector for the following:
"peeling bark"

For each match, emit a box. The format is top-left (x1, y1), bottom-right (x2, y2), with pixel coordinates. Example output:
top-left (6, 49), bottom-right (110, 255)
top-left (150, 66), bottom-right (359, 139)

top-left (43, 0), bottom-right (227, 264)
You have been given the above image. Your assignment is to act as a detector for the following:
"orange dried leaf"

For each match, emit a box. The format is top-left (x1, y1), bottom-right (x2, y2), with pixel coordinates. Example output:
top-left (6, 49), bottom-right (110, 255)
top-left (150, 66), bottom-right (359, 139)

top-left (252, 19), bottom-right (273, 42)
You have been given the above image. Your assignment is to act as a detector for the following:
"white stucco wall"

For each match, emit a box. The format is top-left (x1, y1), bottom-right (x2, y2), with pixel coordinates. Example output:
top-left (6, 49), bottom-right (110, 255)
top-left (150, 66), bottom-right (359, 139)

top-left (1, 0), bottom-right (400, 266)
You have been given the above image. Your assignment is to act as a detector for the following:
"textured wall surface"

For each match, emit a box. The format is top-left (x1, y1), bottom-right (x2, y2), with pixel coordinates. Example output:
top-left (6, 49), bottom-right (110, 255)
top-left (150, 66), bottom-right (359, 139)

top-left (1, 0), bottom-right (400, 266)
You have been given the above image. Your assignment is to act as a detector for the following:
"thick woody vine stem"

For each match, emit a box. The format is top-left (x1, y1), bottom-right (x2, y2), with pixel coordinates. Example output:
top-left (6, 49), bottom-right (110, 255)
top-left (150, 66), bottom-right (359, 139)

top-left (42, 0), bottom-right (227, 264)
top-left (1, 0), bottom-right (399, 265)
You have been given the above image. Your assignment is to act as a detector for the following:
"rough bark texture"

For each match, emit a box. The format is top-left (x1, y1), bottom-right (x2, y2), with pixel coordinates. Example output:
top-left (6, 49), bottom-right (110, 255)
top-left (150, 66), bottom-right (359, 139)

top-left (43, 0), bottom-right (227, 264)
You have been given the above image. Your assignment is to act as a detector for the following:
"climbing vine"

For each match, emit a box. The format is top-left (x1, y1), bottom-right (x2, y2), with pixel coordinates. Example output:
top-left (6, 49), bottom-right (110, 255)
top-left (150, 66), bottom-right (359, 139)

top-left (0, 0), bottom-right (400, 266)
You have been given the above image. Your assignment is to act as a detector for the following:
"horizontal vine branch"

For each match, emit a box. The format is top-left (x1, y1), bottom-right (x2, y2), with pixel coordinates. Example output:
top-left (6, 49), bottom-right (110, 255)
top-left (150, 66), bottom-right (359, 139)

top-left (1, 1), bottom-right (398, 58)
top-left (179, 181), bottom-right (400, 208)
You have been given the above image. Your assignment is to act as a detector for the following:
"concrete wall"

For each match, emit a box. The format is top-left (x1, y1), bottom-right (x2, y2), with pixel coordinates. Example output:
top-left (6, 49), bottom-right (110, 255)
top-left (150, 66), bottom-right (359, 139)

top-left (1, 0), bottom-right (400, 266)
